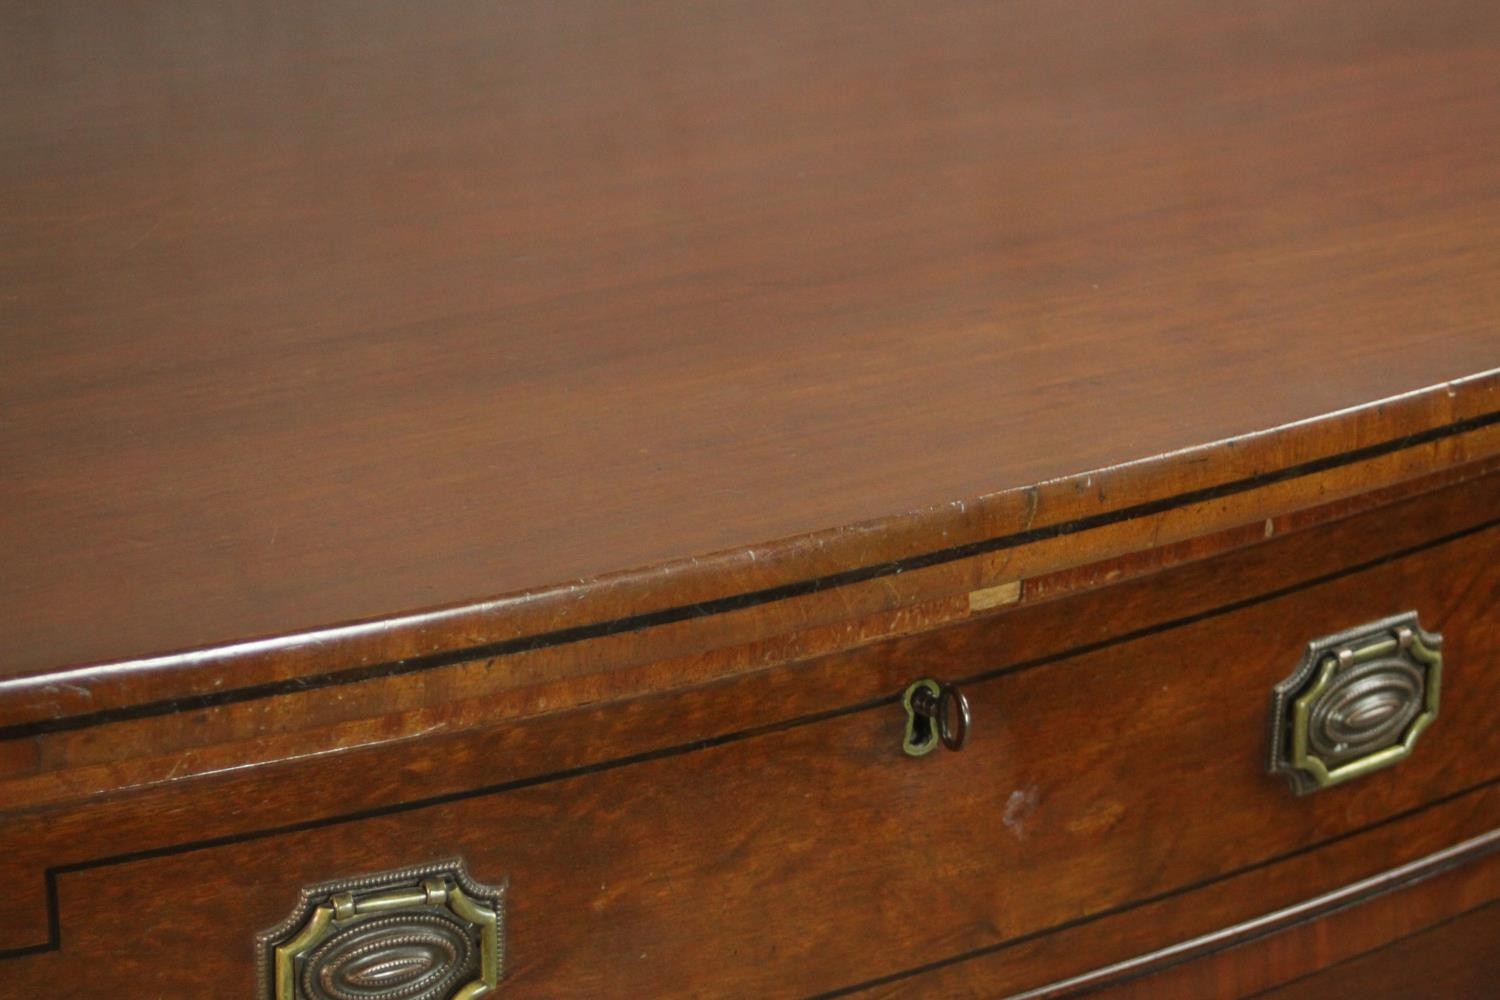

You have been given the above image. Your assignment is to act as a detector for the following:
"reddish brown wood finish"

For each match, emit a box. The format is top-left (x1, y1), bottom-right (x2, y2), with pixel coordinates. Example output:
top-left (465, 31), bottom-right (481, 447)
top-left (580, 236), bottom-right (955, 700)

top-left (1088, 851), bottom-right (1500, 1000)
top-left (4, 2), bottom-right (1499, 997)
top-left (2, 0), bottom-right (1498, 689)
top-left (0, 484), bottom-right (1496, 996)
top-left (861, 790), bottom-right (1500, 998)
top-left (0, 450), bottom-right (1491, 808)
top-left (1257, 900), bottom-right (1500, 1000)
top-left (0, 475), bottom-right (1492, 937)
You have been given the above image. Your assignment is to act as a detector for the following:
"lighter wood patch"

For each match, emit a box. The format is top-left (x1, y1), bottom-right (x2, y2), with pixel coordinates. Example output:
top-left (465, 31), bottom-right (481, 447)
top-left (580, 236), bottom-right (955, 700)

top-left (969, 580), bottom-right (1022, 612)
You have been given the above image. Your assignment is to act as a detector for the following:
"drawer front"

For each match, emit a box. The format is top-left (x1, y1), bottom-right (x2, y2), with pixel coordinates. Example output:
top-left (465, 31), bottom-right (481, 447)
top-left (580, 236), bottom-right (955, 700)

top-left (5, 517), bottom-right (1499, 997)
top-left (1085, 847), bottom-right (1500, 999)
top-left (1242, 901), bottom-right (1500, 1000)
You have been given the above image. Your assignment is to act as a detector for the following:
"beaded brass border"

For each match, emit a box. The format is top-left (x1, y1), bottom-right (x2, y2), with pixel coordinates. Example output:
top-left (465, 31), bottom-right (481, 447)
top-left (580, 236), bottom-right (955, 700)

top-left (255, 859), bottom-right (505, 1000)
top-left (1269, 612), bottom-right (1443, 795)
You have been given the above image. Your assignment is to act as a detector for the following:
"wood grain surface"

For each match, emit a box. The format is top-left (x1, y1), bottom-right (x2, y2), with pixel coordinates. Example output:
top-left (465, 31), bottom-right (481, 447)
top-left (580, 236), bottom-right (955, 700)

top-left (1082, 841), bottom-right (1500, 1000)
top-left (1, 473), bottom-right (1490, 952)
top-left (1254, 899), bottom-right (1500, 1000)
top-left (2, 489), bottom-right (1496, 994)
top-left (3, 0), bottom-right (1498, 681)
top-left (862, 795), bottom-right (1500, 999)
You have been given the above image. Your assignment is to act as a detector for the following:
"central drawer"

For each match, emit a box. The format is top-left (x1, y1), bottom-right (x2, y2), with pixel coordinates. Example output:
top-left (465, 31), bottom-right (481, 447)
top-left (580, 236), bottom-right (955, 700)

top-left (8, 514), bottom-right (1498, 998)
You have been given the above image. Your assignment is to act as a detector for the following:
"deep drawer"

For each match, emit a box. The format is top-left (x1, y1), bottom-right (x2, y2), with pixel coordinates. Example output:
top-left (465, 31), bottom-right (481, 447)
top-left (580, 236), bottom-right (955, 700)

top-left (5, 507), bottom-right (1497, 998)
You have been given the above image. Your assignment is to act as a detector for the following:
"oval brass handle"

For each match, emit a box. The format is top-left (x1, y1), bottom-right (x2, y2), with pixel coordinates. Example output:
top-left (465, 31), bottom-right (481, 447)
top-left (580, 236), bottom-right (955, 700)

top-left (903, 678), bottom-right (971, 756)
top-left (1268, 611), bottom-right (1442, 795)
top-left (256, 860), bottom-right (506, 1000)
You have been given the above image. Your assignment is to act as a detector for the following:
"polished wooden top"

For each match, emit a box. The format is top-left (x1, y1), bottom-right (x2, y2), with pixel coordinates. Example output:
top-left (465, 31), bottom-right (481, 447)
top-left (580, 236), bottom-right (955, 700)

top-left (3, 0), bottom-right (1498, 682)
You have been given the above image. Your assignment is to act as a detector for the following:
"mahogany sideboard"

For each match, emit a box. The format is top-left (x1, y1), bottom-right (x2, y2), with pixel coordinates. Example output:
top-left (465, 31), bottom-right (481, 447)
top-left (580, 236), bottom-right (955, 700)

top-left (2, 2), bottom-right (1498, 997)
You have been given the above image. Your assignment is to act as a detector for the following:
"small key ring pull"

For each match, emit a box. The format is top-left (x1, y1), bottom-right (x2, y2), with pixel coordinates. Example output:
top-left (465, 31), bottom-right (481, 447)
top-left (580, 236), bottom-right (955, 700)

top-left (902, 678), bottom-right (971, 756)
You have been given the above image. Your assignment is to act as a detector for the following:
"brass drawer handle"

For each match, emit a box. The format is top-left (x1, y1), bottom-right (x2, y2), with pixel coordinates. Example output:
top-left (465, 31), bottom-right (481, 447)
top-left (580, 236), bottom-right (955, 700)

top-left (1269, 611), bottom-right (1442, 795)
top-left (257, 859), bottom-right (506, 1000)
top-left (903, 678), bottom-right (970, 756)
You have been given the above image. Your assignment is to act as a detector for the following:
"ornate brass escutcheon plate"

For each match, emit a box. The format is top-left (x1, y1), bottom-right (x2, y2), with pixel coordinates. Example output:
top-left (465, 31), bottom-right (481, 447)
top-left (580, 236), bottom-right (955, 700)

top-left (1268, 611), bottom-right (1442, 795)
top-left (256, 859), bottom-right (506, 1000)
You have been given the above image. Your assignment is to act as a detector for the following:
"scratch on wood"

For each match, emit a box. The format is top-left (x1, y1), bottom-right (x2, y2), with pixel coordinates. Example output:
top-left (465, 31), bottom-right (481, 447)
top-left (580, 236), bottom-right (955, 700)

top-left (1003, 785), bottom-right (1040, 840)
top-left (991, 486), bottom-right (1042, 581)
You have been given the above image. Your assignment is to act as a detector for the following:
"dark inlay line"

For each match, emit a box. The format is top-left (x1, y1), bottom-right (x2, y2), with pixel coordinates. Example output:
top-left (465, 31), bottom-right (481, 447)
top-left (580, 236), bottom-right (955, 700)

top-left (1, 515), bottom-right (1494, 960)
top-left (4, 408), bottom-right (1497, 742)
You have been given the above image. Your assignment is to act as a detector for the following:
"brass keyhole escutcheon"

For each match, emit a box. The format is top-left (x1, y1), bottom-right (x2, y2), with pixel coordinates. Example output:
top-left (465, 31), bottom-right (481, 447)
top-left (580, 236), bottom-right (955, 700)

top-left (903, 678), bottom-right (970, 756)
